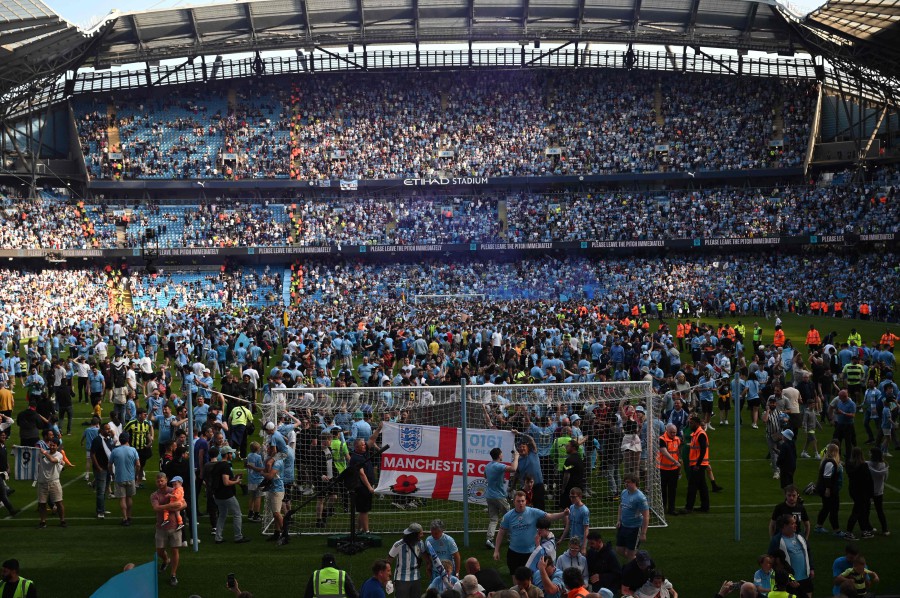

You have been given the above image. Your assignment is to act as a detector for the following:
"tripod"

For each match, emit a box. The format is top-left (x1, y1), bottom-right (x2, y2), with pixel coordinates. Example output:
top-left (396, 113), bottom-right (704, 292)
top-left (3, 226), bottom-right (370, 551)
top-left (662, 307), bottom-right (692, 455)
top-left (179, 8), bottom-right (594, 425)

top-left (280, 443), bottom-right (389, 554)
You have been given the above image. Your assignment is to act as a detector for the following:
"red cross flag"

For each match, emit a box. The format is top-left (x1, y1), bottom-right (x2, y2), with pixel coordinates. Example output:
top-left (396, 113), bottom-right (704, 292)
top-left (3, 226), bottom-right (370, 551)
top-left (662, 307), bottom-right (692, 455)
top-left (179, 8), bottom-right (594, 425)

top-left (376, 422), bottom-right (515, 503)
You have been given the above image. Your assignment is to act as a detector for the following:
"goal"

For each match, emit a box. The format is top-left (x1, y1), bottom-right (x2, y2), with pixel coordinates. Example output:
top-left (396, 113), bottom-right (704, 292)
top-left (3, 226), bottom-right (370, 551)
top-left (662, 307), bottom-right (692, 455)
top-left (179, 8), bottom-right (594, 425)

top-left (260, 380), bottom-right (665, 537)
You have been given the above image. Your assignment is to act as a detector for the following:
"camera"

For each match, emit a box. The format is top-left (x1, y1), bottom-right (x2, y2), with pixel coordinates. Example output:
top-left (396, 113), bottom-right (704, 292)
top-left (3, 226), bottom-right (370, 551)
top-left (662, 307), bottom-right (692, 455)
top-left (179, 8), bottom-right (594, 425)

top-left (227, 573), bottom-right (236, 588)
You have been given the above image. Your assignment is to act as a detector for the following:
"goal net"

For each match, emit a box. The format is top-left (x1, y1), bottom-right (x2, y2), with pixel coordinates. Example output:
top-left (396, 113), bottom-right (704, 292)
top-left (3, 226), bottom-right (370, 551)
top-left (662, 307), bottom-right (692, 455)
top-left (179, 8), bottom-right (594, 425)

top-left (261, 380), bottom-right (664, 538)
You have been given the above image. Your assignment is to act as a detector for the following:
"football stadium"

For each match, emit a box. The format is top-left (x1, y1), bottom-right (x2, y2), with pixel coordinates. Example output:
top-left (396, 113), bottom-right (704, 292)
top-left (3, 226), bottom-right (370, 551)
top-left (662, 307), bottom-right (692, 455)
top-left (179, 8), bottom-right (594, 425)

top-left (0, 0), bottom-right (899, 595)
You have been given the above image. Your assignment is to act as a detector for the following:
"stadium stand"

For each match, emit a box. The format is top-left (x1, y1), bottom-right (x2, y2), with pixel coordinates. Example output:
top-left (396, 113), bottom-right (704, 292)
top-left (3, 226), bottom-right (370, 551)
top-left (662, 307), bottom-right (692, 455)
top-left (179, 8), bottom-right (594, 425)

top-left (74, 71), bottom-right (817, 180)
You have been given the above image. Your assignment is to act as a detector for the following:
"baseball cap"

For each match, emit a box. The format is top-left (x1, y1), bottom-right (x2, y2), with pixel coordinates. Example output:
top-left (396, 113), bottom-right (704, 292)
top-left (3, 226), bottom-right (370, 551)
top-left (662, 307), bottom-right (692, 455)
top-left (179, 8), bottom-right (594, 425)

top-left (571, 414), bottom-right (581, 422)
top-left (781, 429), bottom-right (794, 441)
top-left (635, 550), bottom-right (652, 567)
top-left (170, 476), bottom-right (184, 484)
top-left (403, 523), bottom-right (423, 535)
top-left (264, 422), bottom-right (276, 432)
top-left (353, 410), bottom-right (364, 419)
top-left (599, 590), bottom-right (614, 598)
top-left (634, 406), bottom-right (645, 414)
top-left (220, 445), bottom-right (236, 455)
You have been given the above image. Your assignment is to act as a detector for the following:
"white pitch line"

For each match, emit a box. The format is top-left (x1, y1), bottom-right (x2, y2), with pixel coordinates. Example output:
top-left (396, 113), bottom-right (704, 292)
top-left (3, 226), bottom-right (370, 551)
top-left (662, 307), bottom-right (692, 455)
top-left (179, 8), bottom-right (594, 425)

top-left (4, 475), bottom-right (88, 519)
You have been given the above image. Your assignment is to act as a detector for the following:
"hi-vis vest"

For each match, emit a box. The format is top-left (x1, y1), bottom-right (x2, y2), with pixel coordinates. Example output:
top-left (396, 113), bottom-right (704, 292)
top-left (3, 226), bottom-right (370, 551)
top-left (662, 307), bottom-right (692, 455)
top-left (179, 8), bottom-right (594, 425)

top-left (0, 578), bottom-right (34, 598)
top-left (314, 567), bottom-right (348, 598)
top-left (230, 406), bottom-right (251, 426)
top-left (689, 427), bottom-right (709, 467)
top-left (657, 434), bottom-right (681, 470)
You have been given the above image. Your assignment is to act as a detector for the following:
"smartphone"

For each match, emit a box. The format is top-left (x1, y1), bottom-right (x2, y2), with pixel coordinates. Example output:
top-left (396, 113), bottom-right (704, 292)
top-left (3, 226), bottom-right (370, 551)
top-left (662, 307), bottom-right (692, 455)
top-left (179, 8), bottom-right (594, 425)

top-left (227, 573), bottom-right (236, 589)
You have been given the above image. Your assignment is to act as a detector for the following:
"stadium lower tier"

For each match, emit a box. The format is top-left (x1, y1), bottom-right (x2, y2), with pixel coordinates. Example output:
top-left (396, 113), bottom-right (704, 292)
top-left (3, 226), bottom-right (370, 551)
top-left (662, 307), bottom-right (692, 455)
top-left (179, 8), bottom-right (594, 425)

top-left (0, 251), bottom-right (896, 333)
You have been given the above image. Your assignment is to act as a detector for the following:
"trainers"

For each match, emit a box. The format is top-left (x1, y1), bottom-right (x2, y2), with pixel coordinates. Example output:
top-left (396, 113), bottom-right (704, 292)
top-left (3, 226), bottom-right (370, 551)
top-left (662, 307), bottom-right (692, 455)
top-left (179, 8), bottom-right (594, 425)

top-left (158, 559), bottom-right (169, 573)
top-left (97, 512), bottom-right (105, 519)
top-left (276, 536), bottom-right (289, 546)
top-left (234, 537), bottom-right (251, 544)
top-left (38, 521), bottom-right (47, 529)
top-left (391, 501), bottom-right (407, 510)
top-left (59, 520), bottom-right (67, 528)
top-left (800, 452), bottom-right (811, 458)
top-left (485, 539), bottom-right (495, 550)
top-left (773, 470), bottom-right (780, 480)
top-left (882, 530), bottom-right (891, 536)
top-left (211, 528), bottom-right (217, 536)
top-left (842, 532), bottom-right (858, 540)
top-left (169, 576), bottom-right (178, 587)
top-left (175, 523), bottom-right (185, 531)
top-left (814, 525), bottom-right (828, 534)
top-left (751, 423), bottom-right (759, 429)
top-left (706, 424), bottom-right (716, 431)
top-left (719, 420), bottom-right (724, 425)
top-left (724, 420), bottom-right (729, 425)
top-left (861, 531), bottom-right (875, 539)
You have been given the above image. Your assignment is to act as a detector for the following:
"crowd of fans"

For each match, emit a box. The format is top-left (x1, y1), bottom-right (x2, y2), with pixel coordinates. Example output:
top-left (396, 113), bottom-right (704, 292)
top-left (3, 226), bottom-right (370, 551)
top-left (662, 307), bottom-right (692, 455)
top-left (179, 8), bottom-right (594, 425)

top-left (291, 253), bottom-right (899, 321)
top-left (74, 70), bottom-right (816, 181)
top-left (3, 179), bottom-right (895, 250)
top-left (123, 203), bottom-right (292, 248)
top-left (128, 267), bottom-right (282, 310)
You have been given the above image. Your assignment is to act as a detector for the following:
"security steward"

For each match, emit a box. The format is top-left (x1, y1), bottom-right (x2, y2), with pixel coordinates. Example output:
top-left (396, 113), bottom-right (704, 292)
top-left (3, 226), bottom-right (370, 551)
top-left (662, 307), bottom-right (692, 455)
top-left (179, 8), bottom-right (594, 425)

top-left (657, 424), bottom-right (681, 517)
top-left (0, 559), bottom-right (36, 598)
top-left (304, 553), bottom-right (359, 598)
top-left (680, 414), bottom-right (709, 514)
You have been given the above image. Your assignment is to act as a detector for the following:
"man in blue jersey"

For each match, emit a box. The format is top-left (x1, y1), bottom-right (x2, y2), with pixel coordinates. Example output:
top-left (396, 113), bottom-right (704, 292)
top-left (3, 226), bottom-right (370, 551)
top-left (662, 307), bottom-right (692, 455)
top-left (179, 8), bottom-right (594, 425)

top-left (110, 432), bottom-right (140, 526)
top-left (426, 519), bottom-right (461, 580)
top-left (360, 560), bottom-right (392, 598)
top-left (615, 475), bottom-right (649, 560)
top-left (493, 490), bottom-right (569, 575)
top-left (262, 443), bottom-right (287, 545)
top-left (485, 447), bottom-right (518, 550)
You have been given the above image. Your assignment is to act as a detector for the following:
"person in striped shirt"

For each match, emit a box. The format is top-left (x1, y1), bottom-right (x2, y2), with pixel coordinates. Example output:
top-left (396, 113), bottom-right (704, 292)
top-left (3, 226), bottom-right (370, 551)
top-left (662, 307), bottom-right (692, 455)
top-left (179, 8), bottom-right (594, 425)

top-left (388, 522), bottom-right (426, 598)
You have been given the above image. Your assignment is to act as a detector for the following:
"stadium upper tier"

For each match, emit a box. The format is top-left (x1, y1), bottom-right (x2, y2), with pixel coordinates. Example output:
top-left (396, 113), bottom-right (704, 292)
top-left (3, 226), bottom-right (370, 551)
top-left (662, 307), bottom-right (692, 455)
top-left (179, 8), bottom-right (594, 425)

top-left (3, 179), bottom-right (895, 250)
top-left (73, 70), bottom-right (816, 181)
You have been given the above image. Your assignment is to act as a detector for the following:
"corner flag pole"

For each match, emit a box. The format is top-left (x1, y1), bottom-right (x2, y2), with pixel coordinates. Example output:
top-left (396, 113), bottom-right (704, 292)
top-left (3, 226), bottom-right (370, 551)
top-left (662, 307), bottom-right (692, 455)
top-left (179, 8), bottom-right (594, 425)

top-left (734, 337), bottom-right (743, 542)
top-left (186, 391), bottom-right (200, 553)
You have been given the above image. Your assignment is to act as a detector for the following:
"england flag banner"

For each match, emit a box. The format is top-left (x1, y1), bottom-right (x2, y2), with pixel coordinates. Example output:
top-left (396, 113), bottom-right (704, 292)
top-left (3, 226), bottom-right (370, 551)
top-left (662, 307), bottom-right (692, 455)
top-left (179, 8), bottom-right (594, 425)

top-left (375, 422), bottom-right (515, 504)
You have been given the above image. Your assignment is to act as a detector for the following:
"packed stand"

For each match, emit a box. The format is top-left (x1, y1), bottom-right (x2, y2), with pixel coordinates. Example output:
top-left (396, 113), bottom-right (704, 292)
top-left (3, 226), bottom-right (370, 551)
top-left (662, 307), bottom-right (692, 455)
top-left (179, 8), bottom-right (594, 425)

top-left (129, 267), bottom-right (282, 311)
top-left (74, 70), bottom-right (816, 180)
top-left (0, 192), bottom-right (117, 249)
top-left (124, 203), bottom-right (292, 248)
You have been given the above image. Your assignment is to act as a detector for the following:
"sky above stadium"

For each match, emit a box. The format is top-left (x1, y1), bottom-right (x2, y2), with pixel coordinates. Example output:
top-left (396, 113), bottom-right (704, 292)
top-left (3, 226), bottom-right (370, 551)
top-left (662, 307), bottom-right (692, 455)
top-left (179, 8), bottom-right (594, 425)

top-left (50, 0), bottom-right (829, 29)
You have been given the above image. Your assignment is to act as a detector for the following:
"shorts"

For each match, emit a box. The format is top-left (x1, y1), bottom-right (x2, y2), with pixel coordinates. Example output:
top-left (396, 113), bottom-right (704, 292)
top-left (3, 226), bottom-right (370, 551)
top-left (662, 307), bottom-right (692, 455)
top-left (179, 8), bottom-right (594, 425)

top-left (248, 484), bottom-right (263, 499)
top-left (37, 480), bottom-right (63, 504)
top-left (155, 526), bottom-right (183, 549)
top-left (700, 401), bottom-right (713, 414)
top-left (141, 372), bottom-right (154, 382)
top-left (90, 392), bottom-right (102, 405)
top-left (315, 480), bottom-right (336, 496)
top-left (746, 398), bottom-right (761, 409)
top-left (487, 497), bottom-right (510, 521)
top-left (267, 491), bottom-right (285, 514)
top-left (802, 410), bottom-right (818, 433)
top-left (616, 525), bottom-right (640, 552)
top-left (353, 487), bottom-right (374, 513)
top-left (115, 481), bottom-right (137, 498)
top-left (718, 396), bottom-right (731, 410)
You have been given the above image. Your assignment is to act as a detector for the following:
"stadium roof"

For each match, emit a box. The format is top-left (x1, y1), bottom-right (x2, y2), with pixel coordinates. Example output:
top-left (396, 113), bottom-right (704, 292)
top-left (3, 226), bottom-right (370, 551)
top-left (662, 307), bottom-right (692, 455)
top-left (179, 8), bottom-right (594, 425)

top-left (799, 0), bottom-right (900, 79)
top-left (95, 0), bottom-right (800, 64)
top-left (0, 0), bottom-right (111, 116)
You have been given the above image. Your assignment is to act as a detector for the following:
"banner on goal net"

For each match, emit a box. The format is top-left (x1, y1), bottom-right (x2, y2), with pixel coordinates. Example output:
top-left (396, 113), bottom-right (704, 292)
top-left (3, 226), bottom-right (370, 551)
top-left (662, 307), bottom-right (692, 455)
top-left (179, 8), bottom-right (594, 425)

top-left (265, 380), bottom-right (663, 537)
top-left (376, 422), bottom-right (515, 503)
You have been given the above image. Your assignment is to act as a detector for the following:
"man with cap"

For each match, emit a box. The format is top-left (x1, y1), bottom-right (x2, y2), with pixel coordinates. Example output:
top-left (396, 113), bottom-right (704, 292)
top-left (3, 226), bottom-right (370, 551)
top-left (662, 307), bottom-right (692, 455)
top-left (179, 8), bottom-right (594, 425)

top-left (109, 432), bottom-right (140, 526)
top-left (620, 550), bottom-right (654, 597)
top-left (0, 559), bottom-right (36, 598)
top-left (775, 429), bottom-right (797, 489)
top-left (212, 445), bottom-right (250, 544)
top-left (305, 553), bottom-right (359, 598)
top-left (389, 523), bottom-right (426, 598)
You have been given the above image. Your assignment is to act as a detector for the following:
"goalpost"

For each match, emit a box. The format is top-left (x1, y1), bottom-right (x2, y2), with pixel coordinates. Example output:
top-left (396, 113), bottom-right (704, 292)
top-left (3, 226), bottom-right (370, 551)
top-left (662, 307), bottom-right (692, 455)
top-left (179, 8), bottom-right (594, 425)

top-left (262, 380), bottom-right (665, 537)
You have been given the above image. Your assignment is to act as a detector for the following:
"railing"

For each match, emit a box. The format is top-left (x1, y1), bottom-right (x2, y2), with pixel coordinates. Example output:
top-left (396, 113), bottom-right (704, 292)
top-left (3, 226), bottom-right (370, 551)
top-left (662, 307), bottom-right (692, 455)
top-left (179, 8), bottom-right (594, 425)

top-left (71, 48), bottom-right (819, 96)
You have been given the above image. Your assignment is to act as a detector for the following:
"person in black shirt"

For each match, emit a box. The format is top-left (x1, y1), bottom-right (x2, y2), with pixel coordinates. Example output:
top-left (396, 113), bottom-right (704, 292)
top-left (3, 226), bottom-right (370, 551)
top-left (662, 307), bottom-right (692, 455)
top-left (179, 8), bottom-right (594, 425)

top-left (55, 379), bottom-right (74, 436)
top-left (16, 405), bottom-right (45, 447)
top-left (463, 558), bottom-right (505, 595)
top-left (620, 550), bottom-right (654, 597)
top-left (212, 446), bottom-right (249, 544)
top-left (768, 484), bottom-right (811, 539)
top-left (585, 531), bottom-right (620, 593)
top-left (90, 423), bottom-right (116, 518)
top-left (0, 428), bottom-right (17, 516)
top-left (561, 439), bottom-right (585, 508)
